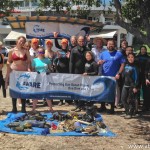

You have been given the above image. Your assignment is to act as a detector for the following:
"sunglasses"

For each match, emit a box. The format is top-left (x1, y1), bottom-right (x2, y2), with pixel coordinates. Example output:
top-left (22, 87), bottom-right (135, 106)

top-left (38, 51), bottom-right (45, 54)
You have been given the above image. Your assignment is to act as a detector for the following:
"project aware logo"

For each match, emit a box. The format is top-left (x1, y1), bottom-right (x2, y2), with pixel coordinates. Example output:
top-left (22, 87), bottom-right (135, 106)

top-left (16, 73), bottom-right (30, 90)
top-left (33, 25), bottom-right (45, 33)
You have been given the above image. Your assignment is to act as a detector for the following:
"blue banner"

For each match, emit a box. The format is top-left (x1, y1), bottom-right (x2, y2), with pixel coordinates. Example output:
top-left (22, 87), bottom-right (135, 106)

top-left (9, 71), bottom-right (116, 102)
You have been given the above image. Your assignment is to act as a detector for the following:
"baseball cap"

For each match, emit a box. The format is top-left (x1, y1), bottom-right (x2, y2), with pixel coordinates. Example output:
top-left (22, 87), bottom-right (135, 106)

top-left (31, 38), bottom-right (39, 44)
top-left (61, 38), bottom-right (68, 45)
top-left (45, 39), bottom-right (53, 45)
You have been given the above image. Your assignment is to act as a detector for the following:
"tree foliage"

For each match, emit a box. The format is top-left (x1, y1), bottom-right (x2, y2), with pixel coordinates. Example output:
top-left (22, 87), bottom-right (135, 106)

top-left (37, 0), bottom-right (150, 44)
top-left (0, 0), bottom-right (19, 17)
top-left (112, 0), bottom-right (150, 45)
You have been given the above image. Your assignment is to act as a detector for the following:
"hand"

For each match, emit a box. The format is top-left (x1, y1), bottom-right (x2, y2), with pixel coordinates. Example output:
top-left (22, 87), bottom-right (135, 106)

top-left (66, 52), bottom-right (70, 58)
top-left (115, 74), bottom-right (120, 80)
top-left (83, 73), bottom-right (87, 76)
top-left (133, 88), bottom-right (137, 93)
top-left (27, 68), bottom-right (31, 72)
top-left (86, 35), bottom-right (90, 41)
top-left (146, 79), bottom-right (150, 85)
top-left (53, 32), bottom-right (59, 38)
top-left (57, 51), bottom-right (61, 58)
top-left (97, 60), bottom-right (105, 65)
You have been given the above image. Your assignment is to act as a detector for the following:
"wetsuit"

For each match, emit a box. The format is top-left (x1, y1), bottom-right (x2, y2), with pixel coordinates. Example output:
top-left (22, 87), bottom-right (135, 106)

top-left (70, 45), bottom-right (90, 110)
top-left (54, 39), bottom-right (70, 104)
top-left (121, 62), bottom-right (139, 115)
top-left (84, 59), bottom-right (98, 106)
top-left (70, 45), bottom-right (90, 74)
top-left (144, 57), bottom-right (150, 110)
top-left (0, 54), bottom-right (6, 97)
top-left (136, 54), bottom-right (149, 105)
top-left (54, 49), bottom-right (70, 73)
top-left (84, 60), bottom-right (98, 76)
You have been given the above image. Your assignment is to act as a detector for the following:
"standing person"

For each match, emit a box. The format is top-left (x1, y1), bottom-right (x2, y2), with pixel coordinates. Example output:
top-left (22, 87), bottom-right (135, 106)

top-left (69, 35), bottom-right (77, 51)
top-left (24, 41), bottom-right (31, 51)
top-left (29, 38), bottom-right (39, 60)
top-left (117, 40), bottom-right (128, 108)
top-left (83, 51), bottom-right (98, 108)
top-left (53, 38), bottom-right (70, 106)
top-left (83, 51), bottom-right (98, 76)
top-left (98, 40), bottom-right (125, 114)
top-left (5, 36), bottom-right (31, 113)
top-left (120, 40), bottom-right (128, 56)
top-left (53, 32), bottom-right (77, 52)
top-left (70, 35), bottom-right (90, 112)
top-left (45, 39), bottom-right (56, 72)
top-left (136, 46), bottom-right (149, 111)
top-left (92, 37), bottom-right (106, 75)
top-left (31, 46), bottom-right (53, 112)
top-left (121, 53), bottom-right (139, 119)
top-left (45, 39), bottom-right (56, 62)
top-left (0, 41), bottom-right (6, 98)
top-left (144, 55), bottom-right (150, 111)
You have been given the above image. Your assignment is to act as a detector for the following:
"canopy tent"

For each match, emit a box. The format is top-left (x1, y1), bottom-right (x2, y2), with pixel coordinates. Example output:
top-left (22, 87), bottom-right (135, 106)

top-left (90, 30), bottom-right (117, 39)
top-left (3, 30), bottom-right (26, 42)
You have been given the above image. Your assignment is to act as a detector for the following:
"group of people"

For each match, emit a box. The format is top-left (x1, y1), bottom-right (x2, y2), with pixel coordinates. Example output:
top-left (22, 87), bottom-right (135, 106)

top-left (0, 32), bottom-right (150, 118)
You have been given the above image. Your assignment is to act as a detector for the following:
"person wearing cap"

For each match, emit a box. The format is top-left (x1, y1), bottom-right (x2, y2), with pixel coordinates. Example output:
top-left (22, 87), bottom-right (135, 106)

top-left (92, 37), bottom-right (106, 75)
top-left (0, 41), bottom-right (6, 98)
top-left (53, 38), bottom-right (71, 106)
top-left (53, 32), bottom-right (77, 52)
top-left (45, 39), bottom-right (56, 72)
top-left (29, 38), bottom-right (39, 60)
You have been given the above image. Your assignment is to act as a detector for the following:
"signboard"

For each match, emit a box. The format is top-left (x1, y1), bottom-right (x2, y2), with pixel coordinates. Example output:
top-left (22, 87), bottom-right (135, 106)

top-left (9, 71), bottom-right (116, 102)
top-left (25, 22), bottom-right (90, 39)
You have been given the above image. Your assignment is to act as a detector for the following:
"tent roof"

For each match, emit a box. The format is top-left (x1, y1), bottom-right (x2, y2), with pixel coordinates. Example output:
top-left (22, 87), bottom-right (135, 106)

top-left (90, 30), bottom-right (117, 39)
top-left (4, 30), bottom-right (26, 42)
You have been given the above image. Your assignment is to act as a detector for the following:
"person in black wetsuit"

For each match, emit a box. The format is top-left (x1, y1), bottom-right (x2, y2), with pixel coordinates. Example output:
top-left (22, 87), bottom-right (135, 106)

top-left (69, 35), bottom-right (77, 51)
top-left (144, 57), bottom-right (150, 111)
top-left (136, 46), bottom-right (149, 111)
top-left (53, 37), bottom-right (71, 106)
top-left (0, 41), bottom-right (6, 98)
top-left (117, 40), bottom-right (129, 108)
top-left (121, 53), bottom-right (139, 119)
top-left (70, 35), bottom-right (90, 112)
top-left (83, 51), bottom-right (98, 76)
top-left (83, 51), bottom-right (98, 106)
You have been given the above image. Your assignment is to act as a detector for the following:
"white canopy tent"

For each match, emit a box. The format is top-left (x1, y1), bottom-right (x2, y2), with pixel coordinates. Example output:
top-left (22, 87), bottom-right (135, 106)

top-left (90, 30), bottom-right (117, 39)
top-left (3, 30), bottom-right (26, 42)
top-left (90, 25), bottom-right (127, 48)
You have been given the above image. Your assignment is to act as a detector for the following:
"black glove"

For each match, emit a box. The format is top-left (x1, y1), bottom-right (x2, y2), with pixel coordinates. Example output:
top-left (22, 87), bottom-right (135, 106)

top-left (37, 71), bottom-right (40, 74)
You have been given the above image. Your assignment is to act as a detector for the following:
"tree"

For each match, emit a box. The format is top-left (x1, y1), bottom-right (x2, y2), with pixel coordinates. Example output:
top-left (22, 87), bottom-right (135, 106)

top-left (113, 0), bottom-right (150, 45)
top-left (37, 0), bottom-right (150, 45)
top-left (0, 0), bottom-right (19, 17)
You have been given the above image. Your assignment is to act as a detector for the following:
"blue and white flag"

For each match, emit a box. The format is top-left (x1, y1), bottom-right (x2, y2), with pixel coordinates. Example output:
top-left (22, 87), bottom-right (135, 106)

top-left (9, 71), bottom-right (116, 102)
